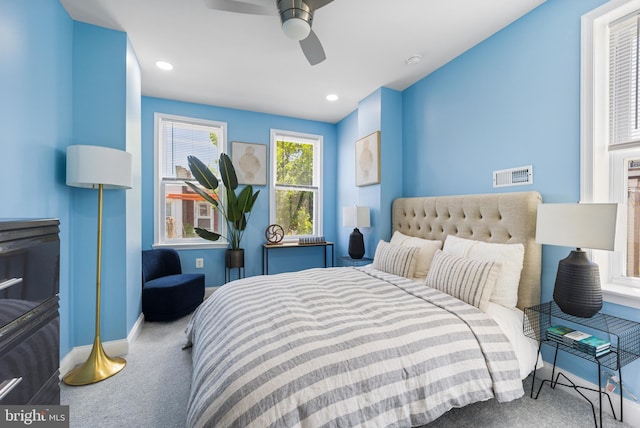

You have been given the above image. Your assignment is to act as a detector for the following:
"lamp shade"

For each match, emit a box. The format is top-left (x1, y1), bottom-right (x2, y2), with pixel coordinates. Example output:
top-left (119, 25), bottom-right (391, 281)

top-left (66, 145), bottom-right (132, 189)
top-left (343, 206), bottom-right (370, 228)
top-left (535, 203), bottom-right (617, 250)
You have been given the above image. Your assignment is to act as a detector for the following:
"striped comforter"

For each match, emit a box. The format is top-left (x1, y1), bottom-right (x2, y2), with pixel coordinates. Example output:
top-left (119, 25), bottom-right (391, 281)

top-left (186, 266), bottom-right (523, 428)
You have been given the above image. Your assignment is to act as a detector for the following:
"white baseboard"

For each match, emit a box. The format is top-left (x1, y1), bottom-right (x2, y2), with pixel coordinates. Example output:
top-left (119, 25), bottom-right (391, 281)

top-left (535, 364), bottom-right (640, 427)
top-left (59, 312), bottom-right (145, 378)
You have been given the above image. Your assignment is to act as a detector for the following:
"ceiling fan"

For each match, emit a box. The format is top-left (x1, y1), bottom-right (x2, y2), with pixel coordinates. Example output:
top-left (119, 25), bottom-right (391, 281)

top-left (204, 0), bottom-right (334, 65)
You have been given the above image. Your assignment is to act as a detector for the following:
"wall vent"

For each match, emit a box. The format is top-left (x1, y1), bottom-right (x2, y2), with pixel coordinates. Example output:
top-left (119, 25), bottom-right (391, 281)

top-left (493, 165), bottom-right (533, 188)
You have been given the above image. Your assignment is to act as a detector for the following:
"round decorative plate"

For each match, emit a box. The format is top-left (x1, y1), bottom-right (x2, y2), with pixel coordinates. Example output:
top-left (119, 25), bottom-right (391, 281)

top-left (265, 224), bottom-right (285, 244)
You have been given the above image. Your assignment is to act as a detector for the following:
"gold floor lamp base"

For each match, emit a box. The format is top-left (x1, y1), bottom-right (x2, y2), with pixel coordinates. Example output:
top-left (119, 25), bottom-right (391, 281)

top-left (63, 336), bottom-right (126, 386)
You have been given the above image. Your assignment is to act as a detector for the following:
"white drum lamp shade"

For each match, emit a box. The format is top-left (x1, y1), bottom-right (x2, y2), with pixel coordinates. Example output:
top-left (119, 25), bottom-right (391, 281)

top-left (66, 145), bottom-right (132, 189)
top-left (536, 203), bottom-right (617, 317)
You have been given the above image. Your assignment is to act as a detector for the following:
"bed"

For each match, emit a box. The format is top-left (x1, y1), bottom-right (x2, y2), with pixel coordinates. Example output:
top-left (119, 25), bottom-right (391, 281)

top-left (186, 191), bottom-right (542, 427)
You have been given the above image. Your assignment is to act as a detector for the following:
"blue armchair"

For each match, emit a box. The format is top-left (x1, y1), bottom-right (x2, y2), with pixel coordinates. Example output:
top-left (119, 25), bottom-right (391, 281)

top-left (142, 248), bottom-right (205, 322)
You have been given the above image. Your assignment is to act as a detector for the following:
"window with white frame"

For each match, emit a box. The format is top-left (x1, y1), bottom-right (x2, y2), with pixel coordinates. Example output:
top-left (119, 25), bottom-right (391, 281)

top-left (154, 113), bottom-right (227, 248)
top-left (583, 0), bottom-right (640, 303)
top-left (270, 129), bottom-right (323, 238)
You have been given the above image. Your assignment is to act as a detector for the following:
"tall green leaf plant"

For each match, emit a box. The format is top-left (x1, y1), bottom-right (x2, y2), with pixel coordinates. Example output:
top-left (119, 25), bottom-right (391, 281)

top-left (185, 153), bottom-right (260, 250)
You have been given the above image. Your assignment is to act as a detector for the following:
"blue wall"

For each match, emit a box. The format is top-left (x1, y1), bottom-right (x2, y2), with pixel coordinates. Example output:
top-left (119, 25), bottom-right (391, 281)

top-left (402, 0), bottom-right (640, 391)
top-left (0, 0), bottom-right (74, 356)
top-left (141, 97), bottom-right (338, 281)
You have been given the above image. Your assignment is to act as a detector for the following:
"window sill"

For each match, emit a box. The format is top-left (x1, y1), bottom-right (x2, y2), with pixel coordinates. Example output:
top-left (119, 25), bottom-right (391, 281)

top-left (602, 282), bottom-right (640, 310)
top-left (153, 241), bottom-right (228, 250)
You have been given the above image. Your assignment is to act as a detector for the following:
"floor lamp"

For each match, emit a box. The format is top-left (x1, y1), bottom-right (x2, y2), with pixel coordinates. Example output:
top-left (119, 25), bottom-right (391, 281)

top-left (64, 145), bottom-right (132, 385)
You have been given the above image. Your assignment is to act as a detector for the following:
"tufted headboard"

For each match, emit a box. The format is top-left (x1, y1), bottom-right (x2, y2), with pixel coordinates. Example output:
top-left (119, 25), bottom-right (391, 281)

top-left (391, 191), bottom-right (542, 310)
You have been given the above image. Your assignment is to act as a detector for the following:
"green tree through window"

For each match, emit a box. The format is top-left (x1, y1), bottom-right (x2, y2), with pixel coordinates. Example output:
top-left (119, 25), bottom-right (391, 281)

top-left (276, 140), bottom-right (314, 235)
top-left (271, 131), bottom-right (322, 237)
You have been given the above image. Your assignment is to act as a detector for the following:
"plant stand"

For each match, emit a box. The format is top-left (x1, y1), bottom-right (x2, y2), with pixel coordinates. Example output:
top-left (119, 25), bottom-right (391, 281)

top-left (225, 248), bottom-right (245, 283)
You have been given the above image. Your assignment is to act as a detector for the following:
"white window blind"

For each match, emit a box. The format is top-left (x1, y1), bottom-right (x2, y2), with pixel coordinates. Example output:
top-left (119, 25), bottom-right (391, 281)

top-left (609, 13), bottom-right (640, 147)
top-left (161, 120), bottom-right (221, 178)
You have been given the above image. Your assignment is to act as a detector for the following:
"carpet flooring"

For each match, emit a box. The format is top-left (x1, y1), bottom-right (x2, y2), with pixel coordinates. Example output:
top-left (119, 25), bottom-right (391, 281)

top-left (61, 314), bottom-right (633, 428)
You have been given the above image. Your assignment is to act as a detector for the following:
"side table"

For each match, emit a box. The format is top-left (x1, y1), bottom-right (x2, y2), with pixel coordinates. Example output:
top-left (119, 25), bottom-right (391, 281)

top-left (262, 242), bottom-right (334, 275)
top-left (337, 256), bottom-right (373, 267)
top-left (524, 301), bottom-right (640, 427)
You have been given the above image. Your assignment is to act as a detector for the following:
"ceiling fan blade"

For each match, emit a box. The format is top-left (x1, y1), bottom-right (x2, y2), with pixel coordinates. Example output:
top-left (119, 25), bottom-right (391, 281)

top-left (203, 0), bottom-right (278, 16)
top-left (306, 0), bottom-right (334, 10)
top-left (299, 29), bottom-right (326, 65)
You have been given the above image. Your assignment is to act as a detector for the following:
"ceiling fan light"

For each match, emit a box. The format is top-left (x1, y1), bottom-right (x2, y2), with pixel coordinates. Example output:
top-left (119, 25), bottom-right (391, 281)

top-left (282, 17), bottom-right (311, 40)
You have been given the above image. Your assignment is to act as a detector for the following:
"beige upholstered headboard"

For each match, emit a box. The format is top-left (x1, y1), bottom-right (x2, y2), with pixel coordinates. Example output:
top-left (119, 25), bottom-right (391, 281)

top-left (392, 191), bottom-right (542, 310)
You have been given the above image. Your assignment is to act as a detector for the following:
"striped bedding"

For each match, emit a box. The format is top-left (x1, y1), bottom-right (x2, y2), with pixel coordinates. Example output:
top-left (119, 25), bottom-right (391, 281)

top-left (185, 266), bottom-right (524, 428)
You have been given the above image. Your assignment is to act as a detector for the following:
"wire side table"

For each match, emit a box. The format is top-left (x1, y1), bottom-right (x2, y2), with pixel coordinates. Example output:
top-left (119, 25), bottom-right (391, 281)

top-left (524, 301), bottom-right (640, 427)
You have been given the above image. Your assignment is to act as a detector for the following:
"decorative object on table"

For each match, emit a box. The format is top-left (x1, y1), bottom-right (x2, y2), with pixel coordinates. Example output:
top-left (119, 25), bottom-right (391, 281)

top-left (64, 145), bottom-right (132, 385)
top-left (299, 235), bottom-right (326, 245)
top-left (355, 131), bottom-right (380, 186)
top-left (536, 203), bottom-right (618, 318)
top-left (231, 141), bottom-right (267, 186)
top-left (343, 206), bottom-right (371, 259)
top-left (265, 224), bottom-right (285, 244)
top-left (186, 153), bottom-right (260, 269)
top-left (546, 325), bottom-right (611, 357)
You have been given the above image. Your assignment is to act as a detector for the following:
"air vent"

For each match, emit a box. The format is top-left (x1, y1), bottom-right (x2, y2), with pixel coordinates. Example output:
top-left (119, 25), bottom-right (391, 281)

top-left (493, 165), bottom-right (533, 188)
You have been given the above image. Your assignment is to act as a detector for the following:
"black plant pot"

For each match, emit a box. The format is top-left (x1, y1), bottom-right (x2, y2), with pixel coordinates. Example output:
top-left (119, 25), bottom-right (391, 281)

top-left (225, 249), bottom-right (245, 268)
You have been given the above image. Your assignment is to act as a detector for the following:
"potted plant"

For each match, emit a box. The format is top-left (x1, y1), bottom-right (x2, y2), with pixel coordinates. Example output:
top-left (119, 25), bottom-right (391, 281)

top-left (185, 153), bottom-right (260, 268)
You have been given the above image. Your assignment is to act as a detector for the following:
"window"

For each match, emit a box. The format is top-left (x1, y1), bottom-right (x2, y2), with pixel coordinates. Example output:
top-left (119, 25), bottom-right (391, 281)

top-left (154, 113), bottom-right (227, 248)
top-left (582, 0), bottom-right (640, 307)
top-left (270, 129), bottom-right (323, 238)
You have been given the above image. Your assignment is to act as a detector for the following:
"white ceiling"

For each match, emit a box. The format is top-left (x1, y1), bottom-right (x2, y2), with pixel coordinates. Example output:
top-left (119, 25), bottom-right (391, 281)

top-left (60, 0), bottom-right (546, 124)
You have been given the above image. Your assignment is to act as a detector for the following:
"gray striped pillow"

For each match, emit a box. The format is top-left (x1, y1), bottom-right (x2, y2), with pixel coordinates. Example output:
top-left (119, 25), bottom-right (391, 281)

top-left (372, 240), bottom-right (419, 278)
top-left (425, 250), bottom-right (501, 311)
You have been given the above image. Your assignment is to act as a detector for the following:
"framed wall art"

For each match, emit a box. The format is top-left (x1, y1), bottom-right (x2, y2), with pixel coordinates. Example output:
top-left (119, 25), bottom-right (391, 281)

top-left (355, 131), bottom-right (380, 186)
top-left (231, 141), bottom-right (267, 186)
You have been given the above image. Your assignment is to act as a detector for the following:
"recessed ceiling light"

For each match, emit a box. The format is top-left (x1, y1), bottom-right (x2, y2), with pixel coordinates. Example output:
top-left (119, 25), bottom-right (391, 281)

top-left (405, 55), bottom-right (422, 65)
top-left (156, 61), bottom-right (174, 71)
top-left (326, 94), bottom-right (338, 101)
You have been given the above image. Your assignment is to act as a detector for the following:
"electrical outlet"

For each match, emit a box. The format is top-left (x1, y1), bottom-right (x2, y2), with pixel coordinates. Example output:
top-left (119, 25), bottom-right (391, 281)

top-left (195, 258), bottom-right (204, 268)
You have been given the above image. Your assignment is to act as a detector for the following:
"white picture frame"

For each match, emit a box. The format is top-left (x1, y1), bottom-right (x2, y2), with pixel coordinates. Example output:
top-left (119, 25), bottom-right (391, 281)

top-left (231, 141), bottom-right (267, 186)
top-left (355, 131), bottom-right (380, 186)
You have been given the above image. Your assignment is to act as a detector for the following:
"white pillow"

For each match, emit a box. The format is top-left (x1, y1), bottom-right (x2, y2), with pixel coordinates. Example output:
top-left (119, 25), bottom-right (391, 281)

top-left (390, 231), bottom-right (442, 278)
top-left (442, 234), bottom-right (472, 257)
top-left (372, 240), bottom-right (419, 278)
top-left (425, 250), bottom-right (501, 312)
top-left (443, 235), bottom-right (525, 308)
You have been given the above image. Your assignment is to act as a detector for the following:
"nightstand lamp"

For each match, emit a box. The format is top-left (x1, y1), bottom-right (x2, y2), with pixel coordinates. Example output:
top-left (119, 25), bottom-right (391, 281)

top-left (536, 203), bottom-right (618, 318)
top-left (343, 206), bottom-right (370, 259)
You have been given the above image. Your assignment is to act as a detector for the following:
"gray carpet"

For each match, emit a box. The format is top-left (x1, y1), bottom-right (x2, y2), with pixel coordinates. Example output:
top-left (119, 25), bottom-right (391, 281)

top-left (61, 315), bottom-right (632, 428)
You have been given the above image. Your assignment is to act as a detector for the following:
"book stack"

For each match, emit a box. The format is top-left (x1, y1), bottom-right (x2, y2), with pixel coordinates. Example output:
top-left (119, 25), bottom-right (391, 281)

top-left (546, 325), bottom-right (611, 357)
